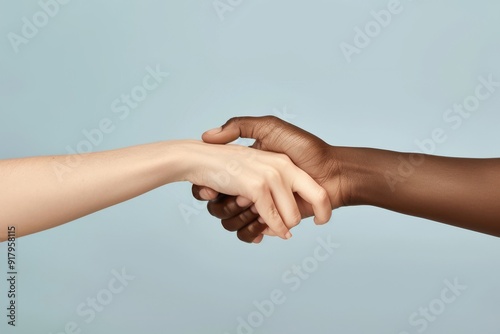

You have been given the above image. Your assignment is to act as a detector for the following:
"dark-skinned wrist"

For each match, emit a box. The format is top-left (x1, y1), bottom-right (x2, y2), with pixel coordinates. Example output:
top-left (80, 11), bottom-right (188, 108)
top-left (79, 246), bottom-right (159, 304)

top-left (326, 146), bottom-right (396, 208)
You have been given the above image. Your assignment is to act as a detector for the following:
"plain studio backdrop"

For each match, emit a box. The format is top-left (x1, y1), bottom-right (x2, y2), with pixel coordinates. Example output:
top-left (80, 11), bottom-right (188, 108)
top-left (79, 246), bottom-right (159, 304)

top-left (1, 1), bottom-right (500, 333)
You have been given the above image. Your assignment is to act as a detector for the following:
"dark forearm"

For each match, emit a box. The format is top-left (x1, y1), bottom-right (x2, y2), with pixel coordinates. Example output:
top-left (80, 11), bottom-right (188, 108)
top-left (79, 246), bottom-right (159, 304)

top-left (332, 146), bottom-right (500, 237)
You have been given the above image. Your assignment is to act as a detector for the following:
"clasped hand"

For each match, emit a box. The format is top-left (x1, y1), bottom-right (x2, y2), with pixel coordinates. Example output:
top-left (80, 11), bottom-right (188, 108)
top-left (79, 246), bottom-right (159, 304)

top-left (191, 116), bottom-right (346, 243)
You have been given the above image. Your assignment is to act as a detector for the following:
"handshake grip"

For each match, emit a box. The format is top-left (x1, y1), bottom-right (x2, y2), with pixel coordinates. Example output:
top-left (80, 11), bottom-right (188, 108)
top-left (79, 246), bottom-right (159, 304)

top-left (192, 115), bottom-right (344, 243)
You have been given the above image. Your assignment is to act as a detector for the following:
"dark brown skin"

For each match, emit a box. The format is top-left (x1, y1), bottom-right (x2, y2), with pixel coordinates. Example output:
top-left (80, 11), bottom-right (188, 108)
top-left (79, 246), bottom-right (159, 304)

top-left (192, 116), bottom-right (500, 243)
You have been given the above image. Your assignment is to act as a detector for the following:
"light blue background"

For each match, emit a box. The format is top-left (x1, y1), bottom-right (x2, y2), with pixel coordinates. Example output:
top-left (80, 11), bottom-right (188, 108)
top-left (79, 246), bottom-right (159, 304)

top-left (1, 1), bottom-right (500, 333)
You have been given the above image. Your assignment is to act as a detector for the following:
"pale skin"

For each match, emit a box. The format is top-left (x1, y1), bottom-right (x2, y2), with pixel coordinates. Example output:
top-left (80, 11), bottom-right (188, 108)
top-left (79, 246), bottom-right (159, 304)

top-left (0, 140), bottom-right (332, 242)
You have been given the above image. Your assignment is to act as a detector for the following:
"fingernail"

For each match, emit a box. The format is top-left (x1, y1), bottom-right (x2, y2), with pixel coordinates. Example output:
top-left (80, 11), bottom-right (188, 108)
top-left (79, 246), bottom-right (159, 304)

top-left (205, 126), bottom-right (222, 135)
top-left (285, 232), bottom-right (292, 240)
top-left (257, 217), bottom-right (265, 224)
top-left (200, 188), bottom-right (210, 199)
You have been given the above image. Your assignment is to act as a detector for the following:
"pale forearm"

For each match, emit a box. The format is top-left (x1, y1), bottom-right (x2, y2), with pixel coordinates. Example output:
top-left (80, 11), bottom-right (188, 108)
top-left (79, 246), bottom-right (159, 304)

top-left (334, 146), bottom-right (500, 237)
top-left (0, 141), bottom-right (190, 241)
top-left (0, 138), bottom-right (325, 242)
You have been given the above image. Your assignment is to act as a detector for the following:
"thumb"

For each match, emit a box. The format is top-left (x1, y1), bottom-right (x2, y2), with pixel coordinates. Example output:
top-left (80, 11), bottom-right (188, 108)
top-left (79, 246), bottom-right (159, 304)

top-left (202, 116), bottom-right (277, 145)
top-left (192, 184), bottom-right (219, 201)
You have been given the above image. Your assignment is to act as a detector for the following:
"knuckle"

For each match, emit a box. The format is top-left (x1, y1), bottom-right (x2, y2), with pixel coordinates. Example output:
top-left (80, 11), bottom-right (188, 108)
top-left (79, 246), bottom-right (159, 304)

top-left (207, 200), bottom-right (238, 220)
top-left (222, 203), bottom-right (236, 219)
top-left (316, 186), bottom-right (328, 200)
top-left (240, 209), bottom-right (259, 223)
top-left (263, 115), bottom-right (279, 124)
top-left (263, 168), bottom-right (281, 182)
top-left (225, 117), bottom-right (241, 127)
top-left (267, 206), bottom-right (281, 220)
top-left (221, 208), bottom-right (258, 232)
top-left (253, 179), bottom-right (269, 194)
top-left (270, 153), bottom-right (291, 168)
top-left (247, 221), bottom-right (265, 235)
top-left (290, 212), bottom-right (302, 228)
top-left (278, 153), bottom-right (292, 164)
top-left (316, 187), bottom-right (329, 204)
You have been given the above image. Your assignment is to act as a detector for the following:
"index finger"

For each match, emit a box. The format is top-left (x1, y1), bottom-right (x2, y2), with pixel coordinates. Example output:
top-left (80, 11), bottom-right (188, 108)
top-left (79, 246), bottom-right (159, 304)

top-left (207, 195), bottom-right (249, 220)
